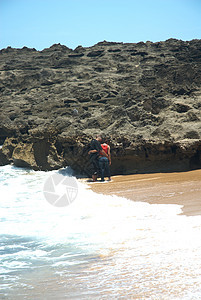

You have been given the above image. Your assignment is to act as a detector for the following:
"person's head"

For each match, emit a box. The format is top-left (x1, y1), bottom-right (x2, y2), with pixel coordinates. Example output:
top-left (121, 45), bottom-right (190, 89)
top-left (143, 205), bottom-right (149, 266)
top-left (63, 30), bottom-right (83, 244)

top-left (96, 135), bottom-right (102, 142)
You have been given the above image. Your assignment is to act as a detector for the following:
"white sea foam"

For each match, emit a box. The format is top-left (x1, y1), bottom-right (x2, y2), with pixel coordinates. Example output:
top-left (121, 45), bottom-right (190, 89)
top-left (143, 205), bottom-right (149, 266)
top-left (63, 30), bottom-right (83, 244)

top-left (1, 165), bottom-right (201, 299)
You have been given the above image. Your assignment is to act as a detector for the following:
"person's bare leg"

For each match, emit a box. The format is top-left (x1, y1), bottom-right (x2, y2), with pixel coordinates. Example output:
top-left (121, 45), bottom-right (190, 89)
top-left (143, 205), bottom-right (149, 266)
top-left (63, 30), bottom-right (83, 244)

top-left (92, 174), bottom-right (97, 182)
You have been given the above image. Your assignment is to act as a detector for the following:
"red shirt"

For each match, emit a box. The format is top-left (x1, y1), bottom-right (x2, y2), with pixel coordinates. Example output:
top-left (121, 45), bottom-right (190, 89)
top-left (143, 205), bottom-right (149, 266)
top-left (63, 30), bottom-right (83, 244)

top-left (101, 144), bottom-right (109, 155)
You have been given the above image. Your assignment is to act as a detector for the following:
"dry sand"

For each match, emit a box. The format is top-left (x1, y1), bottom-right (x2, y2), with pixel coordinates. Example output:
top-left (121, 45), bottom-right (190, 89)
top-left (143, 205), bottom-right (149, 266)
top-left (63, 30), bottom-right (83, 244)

top-left (88, 170), bottom-right (201, 216)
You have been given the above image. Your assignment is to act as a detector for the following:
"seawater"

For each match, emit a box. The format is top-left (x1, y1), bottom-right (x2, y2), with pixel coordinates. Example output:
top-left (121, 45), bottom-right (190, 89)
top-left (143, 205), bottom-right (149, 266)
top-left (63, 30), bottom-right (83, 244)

top-left (1, 166), bottom-right (201, 300)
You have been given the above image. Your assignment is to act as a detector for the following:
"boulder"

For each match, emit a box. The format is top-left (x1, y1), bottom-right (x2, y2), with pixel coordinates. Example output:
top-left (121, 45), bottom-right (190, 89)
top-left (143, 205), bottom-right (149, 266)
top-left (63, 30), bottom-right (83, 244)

top-left (12, 139), bottom-right (64, 171)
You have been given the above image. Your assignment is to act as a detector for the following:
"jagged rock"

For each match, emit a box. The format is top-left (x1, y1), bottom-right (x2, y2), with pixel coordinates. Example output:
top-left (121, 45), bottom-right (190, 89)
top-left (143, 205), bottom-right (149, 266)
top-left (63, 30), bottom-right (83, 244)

top-left (1, 137), bottom-right (18, 160)
top-left (12, 142), bottom-right (37, 168)
top-left (11, 139), bottom-right (64, 170)
top-left (0, 39), bottom-right (201, 173)
top-left (0, 148), bottom-right (9, 166)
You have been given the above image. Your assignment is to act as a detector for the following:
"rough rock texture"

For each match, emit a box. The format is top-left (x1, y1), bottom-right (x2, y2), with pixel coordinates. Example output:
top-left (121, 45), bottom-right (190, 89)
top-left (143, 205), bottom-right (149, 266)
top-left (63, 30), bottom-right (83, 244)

top-left (0, 39), bottom-right (201, 174)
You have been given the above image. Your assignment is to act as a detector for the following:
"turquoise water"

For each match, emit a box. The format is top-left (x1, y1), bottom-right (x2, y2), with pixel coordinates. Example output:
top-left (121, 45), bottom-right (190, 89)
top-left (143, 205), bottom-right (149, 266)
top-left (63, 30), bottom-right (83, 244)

top-left (1, 165), bottom-right (201, 299)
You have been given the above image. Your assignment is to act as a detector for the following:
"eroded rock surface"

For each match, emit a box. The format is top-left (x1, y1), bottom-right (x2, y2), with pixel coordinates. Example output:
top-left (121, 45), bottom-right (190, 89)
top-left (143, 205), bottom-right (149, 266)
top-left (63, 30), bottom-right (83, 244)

top-left (0, 39), bottom-right (201, 174)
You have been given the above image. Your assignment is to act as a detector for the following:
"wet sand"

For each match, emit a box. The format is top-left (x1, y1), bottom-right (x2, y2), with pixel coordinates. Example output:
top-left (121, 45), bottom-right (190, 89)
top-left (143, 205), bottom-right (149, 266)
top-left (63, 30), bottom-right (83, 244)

top-left (88, 170), bottom-right (201, 216)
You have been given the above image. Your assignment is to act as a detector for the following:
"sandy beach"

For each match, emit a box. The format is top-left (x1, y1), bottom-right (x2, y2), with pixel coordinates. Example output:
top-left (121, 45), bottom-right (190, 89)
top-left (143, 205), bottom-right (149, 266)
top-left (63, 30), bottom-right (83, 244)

top-left (89, 169), bottom-right (201, 216)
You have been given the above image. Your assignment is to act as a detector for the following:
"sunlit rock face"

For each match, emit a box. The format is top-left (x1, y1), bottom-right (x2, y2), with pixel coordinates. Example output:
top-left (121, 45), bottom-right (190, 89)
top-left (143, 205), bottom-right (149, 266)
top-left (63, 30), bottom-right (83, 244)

top-left (0, 39), bottom-right (201, 173)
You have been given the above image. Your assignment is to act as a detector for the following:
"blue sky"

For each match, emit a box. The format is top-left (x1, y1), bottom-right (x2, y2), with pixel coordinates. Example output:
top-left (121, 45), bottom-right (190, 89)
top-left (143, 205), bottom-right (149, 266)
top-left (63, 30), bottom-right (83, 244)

top-left (1, 0), bottom-right (201, 50)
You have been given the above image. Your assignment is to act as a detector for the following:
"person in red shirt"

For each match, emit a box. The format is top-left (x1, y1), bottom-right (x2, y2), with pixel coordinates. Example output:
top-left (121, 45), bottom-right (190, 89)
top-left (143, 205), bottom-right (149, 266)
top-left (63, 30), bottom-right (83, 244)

top-left (88, 136), bottom-right (109, 182)
top-left (98, 140), bottom-right (111, 181)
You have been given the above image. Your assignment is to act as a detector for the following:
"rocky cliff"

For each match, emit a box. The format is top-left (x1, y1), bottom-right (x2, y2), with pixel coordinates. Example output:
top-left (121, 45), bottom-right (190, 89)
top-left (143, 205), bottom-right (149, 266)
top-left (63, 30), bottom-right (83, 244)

top-left (0, 39), bottom-right (201, 175)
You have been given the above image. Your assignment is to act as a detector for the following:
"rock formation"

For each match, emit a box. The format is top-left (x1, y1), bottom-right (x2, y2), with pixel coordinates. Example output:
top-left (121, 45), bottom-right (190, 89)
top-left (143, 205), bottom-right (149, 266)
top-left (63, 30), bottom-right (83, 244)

top-left (0, 39), bottom-right (201, 174)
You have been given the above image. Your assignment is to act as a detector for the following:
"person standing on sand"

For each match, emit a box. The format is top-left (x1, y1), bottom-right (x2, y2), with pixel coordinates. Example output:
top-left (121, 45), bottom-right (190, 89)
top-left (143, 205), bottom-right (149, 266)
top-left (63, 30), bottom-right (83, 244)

top-left (88, 135), bottom-right (108, 182)
top-left (98, 140), bottom-right (111, 182)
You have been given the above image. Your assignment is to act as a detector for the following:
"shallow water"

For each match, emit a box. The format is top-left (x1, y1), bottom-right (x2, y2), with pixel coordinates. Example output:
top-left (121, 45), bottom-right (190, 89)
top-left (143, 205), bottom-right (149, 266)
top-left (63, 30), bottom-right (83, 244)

top-left (1, 165), bottom-right (201, 299)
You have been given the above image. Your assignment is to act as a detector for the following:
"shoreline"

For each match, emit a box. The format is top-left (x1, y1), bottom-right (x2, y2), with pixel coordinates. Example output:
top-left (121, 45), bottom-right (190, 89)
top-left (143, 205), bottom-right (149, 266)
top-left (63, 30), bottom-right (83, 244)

top-left (88, 169), bottom-right (201, 217)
